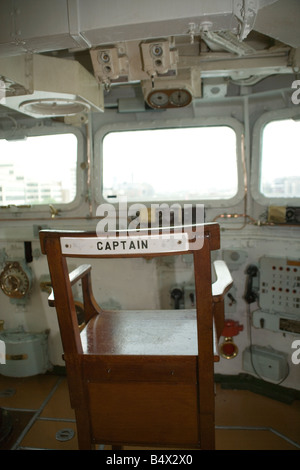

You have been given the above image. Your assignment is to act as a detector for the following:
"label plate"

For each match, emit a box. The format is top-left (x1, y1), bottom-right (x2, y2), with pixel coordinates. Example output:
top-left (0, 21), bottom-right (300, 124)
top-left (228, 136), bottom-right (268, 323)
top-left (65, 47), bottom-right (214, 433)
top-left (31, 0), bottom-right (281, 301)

top-left (61, 233), bottom-right (189, 256)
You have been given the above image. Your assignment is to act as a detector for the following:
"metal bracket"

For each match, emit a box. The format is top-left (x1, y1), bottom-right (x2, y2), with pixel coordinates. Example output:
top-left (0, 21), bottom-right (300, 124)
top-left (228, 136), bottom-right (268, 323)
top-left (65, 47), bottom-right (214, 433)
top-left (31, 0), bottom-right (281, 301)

top-left (55, 428), bottom-right (75, 442)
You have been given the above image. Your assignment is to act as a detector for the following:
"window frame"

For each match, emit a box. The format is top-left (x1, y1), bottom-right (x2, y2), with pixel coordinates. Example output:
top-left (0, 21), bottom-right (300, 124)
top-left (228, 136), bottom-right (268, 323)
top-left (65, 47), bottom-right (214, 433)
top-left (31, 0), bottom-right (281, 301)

top-left (0, 124), bottom-right (84, 215)
top-left (94, 117), bottom-right (245, 208)
top-left (251, 108), bottom-right (300, 206)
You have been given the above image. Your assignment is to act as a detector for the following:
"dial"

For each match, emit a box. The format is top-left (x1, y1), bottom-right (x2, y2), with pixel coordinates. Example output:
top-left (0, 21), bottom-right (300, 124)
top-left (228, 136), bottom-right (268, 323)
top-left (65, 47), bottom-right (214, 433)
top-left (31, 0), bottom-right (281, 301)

top-left (0, 262), bottom-right (31, 299)
top-left (148, 91), bottom-right (169, 108)
top-left (151, 44), bottom-right (163, 58)
top-left (169, 89), bottom-right (191, 107)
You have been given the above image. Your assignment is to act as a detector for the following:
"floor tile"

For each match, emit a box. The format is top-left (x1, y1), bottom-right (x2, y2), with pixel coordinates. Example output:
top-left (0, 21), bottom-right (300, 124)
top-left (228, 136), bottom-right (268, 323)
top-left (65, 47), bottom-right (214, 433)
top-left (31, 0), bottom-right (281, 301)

top-left (215, 428), bottom-right (299, 450)
top-left (19, 419), bottom-right (78, 450)
top-left (0, 374), bottom-right (58, 410)
top-left (40, 378), bottom-right (75, 420)
top-left (215, 384), bottom-right (300, 446)
top-left (0, 409), bottom-right (35, 450)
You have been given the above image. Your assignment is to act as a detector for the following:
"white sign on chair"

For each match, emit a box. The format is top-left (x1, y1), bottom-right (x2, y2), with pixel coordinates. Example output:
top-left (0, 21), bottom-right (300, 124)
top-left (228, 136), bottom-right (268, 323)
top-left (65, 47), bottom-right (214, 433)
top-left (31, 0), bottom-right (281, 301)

top-left (61, 233), bottom-right (190, 255)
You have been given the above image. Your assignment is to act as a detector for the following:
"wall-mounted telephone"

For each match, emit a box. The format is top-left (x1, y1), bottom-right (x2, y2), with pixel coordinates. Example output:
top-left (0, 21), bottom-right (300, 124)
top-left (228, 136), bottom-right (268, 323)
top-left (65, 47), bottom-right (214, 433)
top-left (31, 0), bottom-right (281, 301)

top-left (244, 264), bottom-right (259, 304)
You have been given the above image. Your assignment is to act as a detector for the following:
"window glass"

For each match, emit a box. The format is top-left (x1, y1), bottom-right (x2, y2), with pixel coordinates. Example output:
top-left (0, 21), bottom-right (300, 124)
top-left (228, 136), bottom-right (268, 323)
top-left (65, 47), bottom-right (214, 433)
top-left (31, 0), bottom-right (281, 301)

top-left (260, 119), bottom-right (300, 198)
top-left (102, 126), bottom-right (238, 202)
top-left (0, 133), bottom-right (77, 206)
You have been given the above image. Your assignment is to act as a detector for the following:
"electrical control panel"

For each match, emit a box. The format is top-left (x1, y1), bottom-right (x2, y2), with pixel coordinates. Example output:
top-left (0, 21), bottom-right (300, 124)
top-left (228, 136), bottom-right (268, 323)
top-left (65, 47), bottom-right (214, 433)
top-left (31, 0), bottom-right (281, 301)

top-left (253, 256), bottom-right (300, 335)
top-left (259, 256), bottom-right (300, 316)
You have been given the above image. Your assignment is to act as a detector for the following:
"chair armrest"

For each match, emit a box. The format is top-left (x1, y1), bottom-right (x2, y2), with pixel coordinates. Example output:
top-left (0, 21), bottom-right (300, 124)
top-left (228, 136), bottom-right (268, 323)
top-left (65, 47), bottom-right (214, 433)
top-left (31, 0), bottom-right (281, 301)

top-left (69, 264), bottom-right (92, 285)
top-left (212, 260), bottom-right (233, 302)
top-left (47, 264), bottom-right (92, 307)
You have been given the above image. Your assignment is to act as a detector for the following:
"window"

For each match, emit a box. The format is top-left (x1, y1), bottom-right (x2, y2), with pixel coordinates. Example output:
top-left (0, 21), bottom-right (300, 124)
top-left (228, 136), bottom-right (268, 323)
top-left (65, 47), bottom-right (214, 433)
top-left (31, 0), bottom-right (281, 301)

top-left (260, 119), bottom-right (300, 198)
top-left (102, 126), bottom-right (238, 202)
top-left (0, 133), bottom-right (77, 206)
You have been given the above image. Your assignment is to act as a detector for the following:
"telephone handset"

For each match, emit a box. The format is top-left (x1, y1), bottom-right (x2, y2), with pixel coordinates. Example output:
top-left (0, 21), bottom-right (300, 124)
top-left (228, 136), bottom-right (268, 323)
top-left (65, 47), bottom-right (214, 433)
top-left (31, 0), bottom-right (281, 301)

top-left (244, 264), bottom-right (258, 304)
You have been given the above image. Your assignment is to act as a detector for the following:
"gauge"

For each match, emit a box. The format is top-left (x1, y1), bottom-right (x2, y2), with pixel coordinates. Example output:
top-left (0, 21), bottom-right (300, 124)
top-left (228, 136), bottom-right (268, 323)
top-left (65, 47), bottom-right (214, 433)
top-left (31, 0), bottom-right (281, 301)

top-left (148, 91), bottom-right (169, 108)
top-left (98, 50), bottom-right (111, 63)
top-left (151, 44), bottom-right (163, 57)
top-left (0, 262), bottom-right (31, 299)
top-left (169, 89), bottom-right (191, 107)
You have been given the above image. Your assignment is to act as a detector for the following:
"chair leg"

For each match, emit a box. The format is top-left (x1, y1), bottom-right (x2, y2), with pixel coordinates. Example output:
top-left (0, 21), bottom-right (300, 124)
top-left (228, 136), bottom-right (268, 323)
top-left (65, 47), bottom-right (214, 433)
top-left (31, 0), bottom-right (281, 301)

top-left (75, 408), bottom-right (94, 450)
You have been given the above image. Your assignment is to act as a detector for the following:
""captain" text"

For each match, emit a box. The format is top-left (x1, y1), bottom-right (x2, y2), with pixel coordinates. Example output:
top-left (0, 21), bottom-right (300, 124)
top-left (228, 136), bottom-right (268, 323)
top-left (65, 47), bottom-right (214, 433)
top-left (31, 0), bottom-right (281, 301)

top-left (97, 239), bottom-right (148, 251)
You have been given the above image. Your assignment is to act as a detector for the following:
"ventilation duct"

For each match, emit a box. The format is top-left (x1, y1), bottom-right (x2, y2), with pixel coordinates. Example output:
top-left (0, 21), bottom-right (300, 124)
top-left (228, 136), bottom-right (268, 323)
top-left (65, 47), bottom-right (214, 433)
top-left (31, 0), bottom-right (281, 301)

top-left (0, 54), bottom-right (104, 117)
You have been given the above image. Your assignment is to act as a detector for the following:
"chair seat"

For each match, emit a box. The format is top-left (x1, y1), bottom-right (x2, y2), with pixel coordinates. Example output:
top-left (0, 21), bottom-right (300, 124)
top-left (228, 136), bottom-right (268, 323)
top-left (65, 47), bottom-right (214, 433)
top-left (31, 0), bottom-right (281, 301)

top-left (81, 309), bottom-right (219, 359)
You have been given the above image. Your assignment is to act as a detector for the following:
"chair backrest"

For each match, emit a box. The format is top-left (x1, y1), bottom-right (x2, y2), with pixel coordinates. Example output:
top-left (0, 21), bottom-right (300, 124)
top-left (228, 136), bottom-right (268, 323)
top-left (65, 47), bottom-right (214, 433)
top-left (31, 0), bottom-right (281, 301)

top-left (40, 223), bottom-right (220, 357)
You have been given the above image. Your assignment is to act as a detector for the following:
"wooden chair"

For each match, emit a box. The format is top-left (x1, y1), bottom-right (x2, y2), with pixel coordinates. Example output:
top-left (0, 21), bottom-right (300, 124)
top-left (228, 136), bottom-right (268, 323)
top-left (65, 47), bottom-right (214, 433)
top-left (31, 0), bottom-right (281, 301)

top-left (39, 223), bottom-right (232, 450)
